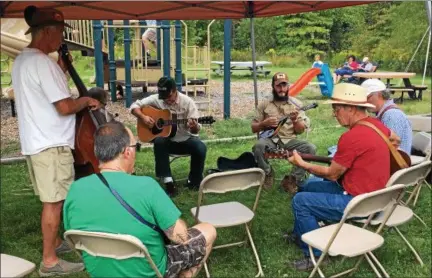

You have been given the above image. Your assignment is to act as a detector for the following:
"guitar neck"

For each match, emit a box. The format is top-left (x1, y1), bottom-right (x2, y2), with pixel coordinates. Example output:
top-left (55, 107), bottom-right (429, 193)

top-left (265, 150), bottom-right (332, 164)
top-left (164, 118), bottom-right (189, 125)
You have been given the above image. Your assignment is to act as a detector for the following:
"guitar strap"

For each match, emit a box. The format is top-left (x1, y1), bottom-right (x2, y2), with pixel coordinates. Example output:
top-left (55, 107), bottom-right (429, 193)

top-left (356, 120), bottom-right (408, 169)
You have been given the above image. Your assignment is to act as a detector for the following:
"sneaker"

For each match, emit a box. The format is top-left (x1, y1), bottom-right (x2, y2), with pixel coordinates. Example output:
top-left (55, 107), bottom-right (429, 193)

top-left (263, 167), bottom-right (274, 189)
top-left (282, 231), bottom-right (302, 248)
top-left (280, 175), bottom-right (298, 194)
top-left (165, 182), bottom-right (178, 197)
top-left (38, 259), bottom-right (85, 277)
top-left (291, 256), bottom-right (330, 271)
top-left (55, 240), bottom-right (73, 255)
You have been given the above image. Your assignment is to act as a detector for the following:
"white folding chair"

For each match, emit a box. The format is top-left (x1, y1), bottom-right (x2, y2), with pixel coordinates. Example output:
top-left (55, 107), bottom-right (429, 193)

top-left (64, 230), bottom-right (163, 278)
top-left (190, 168), bottom-right (265, 277)
top-left (301, 183), bottom-right (408, 278)
top-left (387, 160), bottom-right (431, 208)
top-left (352, 161), bottom-right (432, 266)
top-left (410, 132), bottom-right (431, 166)
top-left (0, 253), bottom-right (35, 277)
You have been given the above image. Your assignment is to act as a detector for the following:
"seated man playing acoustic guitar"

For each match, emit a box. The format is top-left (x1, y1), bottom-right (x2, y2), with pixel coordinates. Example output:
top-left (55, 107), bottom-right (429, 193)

top-left (251, 72), bottom-right (316, 192)
top-left (130, 77), bottom-right (206, 197)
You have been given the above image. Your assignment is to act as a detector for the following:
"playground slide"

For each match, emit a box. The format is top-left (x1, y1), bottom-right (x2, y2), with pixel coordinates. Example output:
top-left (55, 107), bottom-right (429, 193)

top-left (289, 63), bottom-right (334, 98)
top-left (289, 68), bottom-right (321, 97)
top-left (1, 18), bottom-right (58, 60)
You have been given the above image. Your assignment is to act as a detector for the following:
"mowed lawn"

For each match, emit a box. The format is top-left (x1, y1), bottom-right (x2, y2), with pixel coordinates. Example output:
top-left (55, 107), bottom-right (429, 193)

top-left (1, 81), bottom-right (431, 277)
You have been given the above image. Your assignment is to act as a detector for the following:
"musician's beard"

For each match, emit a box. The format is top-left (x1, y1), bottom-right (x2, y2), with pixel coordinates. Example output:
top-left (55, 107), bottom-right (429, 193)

top-left (272, 89), bottom-right (289, 102)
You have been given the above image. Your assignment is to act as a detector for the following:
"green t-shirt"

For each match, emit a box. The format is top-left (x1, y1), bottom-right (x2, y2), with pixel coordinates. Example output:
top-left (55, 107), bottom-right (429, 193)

top-left (63, 172), bottom-right (181, 277)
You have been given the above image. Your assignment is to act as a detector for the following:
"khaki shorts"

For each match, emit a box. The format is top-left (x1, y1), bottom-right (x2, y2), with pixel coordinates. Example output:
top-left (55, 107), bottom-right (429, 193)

top-left (26, 146), bottom-right (75, 203)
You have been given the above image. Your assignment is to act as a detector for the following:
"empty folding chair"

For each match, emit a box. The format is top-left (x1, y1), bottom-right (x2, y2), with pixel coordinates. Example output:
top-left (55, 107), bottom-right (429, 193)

top-left (190, 168), bottom-right (265, 277)
top-left (351, 161), bottom-right (431, 266)
top-left (1, 253), bottom-right (35, 277)
top-left (410, 132), bottom-right (431, 166)
top-left (301, 183), bottom-right (408, 278)
top-left (64, 230), bottom-right (163, 278)
top-left (389, 160), bottom-right (431, 208)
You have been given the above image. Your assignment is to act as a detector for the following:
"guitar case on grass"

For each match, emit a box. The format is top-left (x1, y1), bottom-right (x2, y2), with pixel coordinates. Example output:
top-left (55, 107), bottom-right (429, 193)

top-left (207, 152), bottom-right (258, 175)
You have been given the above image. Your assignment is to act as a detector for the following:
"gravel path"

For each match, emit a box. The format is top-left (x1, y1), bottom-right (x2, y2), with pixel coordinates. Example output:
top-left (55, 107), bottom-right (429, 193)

top-left (1, 80), bottom-right (319, 155)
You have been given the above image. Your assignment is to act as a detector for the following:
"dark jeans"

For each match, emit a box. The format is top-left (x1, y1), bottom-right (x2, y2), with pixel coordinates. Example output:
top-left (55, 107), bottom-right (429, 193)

top-left (154, 137), bottom-right (207, 185)
top-left (292, 178), bottom-right (353, 257)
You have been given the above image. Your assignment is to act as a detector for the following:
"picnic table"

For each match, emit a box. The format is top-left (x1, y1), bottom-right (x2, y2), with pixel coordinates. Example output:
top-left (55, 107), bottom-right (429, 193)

top-left (211, 61), bottom-right (272, 77)
top-left (352, 71), bottom-right (427, 103)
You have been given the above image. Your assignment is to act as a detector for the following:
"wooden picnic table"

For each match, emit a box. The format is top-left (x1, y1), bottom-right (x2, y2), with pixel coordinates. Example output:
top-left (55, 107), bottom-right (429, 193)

top-left (211, 61), bottom-right (272, 76)
top-left (352, 71), bottom-right (427, 103)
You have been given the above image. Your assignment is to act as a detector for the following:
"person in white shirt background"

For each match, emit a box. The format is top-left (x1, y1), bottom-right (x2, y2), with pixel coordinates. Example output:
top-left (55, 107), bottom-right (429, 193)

top-left (142, 20), bottom-right (157, 58)
top-left (11, 5), bottom-right (101, 276)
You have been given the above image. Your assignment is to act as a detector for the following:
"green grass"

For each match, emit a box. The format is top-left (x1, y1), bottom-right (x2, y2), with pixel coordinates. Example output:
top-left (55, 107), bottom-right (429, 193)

top-left (1, 86), bottom-right (431, 277)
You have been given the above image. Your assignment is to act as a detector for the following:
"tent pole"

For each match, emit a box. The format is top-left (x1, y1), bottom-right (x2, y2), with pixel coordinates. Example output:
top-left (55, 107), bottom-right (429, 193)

top-left (422, 28), bottom-right (431, 85)
top-left (403, 26), bottom-right (430, 72)
top-left (250, 17), bottom-right (258, 110)
top-left (223, 19), bottom-right (232, 119)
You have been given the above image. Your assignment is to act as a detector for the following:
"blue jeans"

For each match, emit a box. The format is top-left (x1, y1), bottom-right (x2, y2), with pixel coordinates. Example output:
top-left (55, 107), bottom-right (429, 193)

top-left (292, 179), bottom-right (353, 257)
top-left (335, 68), bottom-right (353, 76)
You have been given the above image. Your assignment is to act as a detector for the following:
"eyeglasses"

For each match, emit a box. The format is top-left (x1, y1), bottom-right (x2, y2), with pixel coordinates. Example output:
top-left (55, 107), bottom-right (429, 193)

top-left (129, 142), bottom-right (141, 152)
top-left (332, 106), bottom-right (343, 115)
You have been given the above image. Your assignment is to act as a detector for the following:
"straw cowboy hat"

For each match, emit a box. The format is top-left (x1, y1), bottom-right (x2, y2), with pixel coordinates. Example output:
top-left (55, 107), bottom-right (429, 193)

top-left (324, 83), bottom-right (375, 108)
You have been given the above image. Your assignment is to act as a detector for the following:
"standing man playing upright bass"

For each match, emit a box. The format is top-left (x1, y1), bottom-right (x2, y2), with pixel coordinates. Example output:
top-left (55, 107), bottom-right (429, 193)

top-left (251, 72), bottom-right (317, 192)
top-left (11, 5), bottom-right (101, 276)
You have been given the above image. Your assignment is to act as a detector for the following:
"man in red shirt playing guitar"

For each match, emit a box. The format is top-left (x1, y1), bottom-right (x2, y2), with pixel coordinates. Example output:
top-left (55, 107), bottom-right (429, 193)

top-left (284, 83), bottom-right (401, 271)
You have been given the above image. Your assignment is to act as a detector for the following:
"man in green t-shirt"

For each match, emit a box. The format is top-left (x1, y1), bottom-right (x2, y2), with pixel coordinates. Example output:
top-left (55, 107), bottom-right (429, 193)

top-left (63, 121), bottom-right (216, 277)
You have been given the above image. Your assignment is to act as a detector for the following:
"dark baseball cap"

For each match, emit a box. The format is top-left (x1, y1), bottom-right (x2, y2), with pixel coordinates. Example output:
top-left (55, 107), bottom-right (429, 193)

top-left (272, 72), bottom-right (289, 86)
top-left (157, 77), bottom-right (176, 99)
top-left (24, 5), bottom-right (71, 35)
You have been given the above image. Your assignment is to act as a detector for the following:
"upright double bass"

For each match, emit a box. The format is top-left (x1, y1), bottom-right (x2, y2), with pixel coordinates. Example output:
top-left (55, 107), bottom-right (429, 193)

top-left (59, 44), bottom-right (107, 179)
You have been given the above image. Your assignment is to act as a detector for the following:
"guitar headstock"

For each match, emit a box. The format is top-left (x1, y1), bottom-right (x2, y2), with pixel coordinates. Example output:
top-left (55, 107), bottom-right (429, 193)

top-left (301, 102), bottom-right (318, 112)
top-left (198, 116), bottom-right (216, 125)
top-left (59, 43), bottom-right (69, 57)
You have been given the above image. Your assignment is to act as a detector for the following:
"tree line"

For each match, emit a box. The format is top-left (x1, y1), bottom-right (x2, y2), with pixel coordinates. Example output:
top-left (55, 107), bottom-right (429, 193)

top-left (184, 1), bottom-right (430, 73)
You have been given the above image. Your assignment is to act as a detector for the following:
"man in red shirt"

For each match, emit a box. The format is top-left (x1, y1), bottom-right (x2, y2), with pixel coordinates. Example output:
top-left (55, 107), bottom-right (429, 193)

top-left (285, 83), bottom-right (396, 271)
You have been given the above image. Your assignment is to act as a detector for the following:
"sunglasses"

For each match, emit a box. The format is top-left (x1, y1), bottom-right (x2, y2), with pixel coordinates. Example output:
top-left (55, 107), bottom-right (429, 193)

top-left (129, 142), bottom-right (141, 152)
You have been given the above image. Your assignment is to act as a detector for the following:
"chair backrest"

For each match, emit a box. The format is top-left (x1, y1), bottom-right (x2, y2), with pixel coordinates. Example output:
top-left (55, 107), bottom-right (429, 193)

top-left (343, 183), bottom-right (407, 220)
top-left (64, 230), bottom-right (163, 278)
top-left (385, 160), bottom-right (432, 188)
top-left (412, 132), bottom-right (431, 157)
top-left (194, 168), bottom-right (265, 218)
top-left (200, 168), bottom-right (265, 194)
top-left (320, 184), bottom-right (407, 255)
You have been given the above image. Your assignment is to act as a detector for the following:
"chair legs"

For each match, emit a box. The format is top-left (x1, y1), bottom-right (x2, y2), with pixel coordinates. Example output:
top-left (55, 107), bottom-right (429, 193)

top-left (245, 224), bottom-right (264, 277)
top-left (394, 227), bottom-right (424, 266)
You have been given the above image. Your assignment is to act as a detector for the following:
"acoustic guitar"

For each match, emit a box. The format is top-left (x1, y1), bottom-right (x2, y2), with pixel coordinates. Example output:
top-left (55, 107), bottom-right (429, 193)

top-left (265, 147), bottom-right (411, 175)
top-left (137, 106), bottom-right (216, 142)
top-left (259, 102), bottom-right (318, 139)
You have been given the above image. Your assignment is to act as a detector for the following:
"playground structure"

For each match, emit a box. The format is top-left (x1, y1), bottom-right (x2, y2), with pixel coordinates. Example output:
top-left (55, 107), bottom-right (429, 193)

top-left (1, 18), bottom-right (213, 113)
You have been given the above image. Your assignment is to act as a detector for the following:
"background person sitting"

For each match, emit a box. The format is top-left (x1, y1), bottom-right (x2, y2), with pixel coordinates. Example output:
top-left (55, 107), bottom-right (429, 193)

top-left (332, 55), bottom-right (359, 84)
top-left (358, 57), bottom-right (374, 72)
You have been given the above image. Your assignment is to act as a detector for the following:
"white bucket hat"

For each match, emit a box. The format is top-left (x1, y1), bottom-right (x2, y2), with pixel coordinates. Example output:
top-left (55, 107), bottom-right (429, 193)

top-left (324, 83), bottom-right (375, 108)
top-left (360, 79), bottom-right (387, 97)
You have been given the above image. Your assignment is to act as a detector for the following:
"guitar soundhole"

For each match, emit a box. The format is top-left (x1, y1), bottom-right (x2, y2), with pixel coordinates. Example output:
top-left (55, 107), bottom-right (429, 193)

top-left (156, 118), bottom-right (165, 129)
top-left (151, 118), bottom-right (165, 135)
